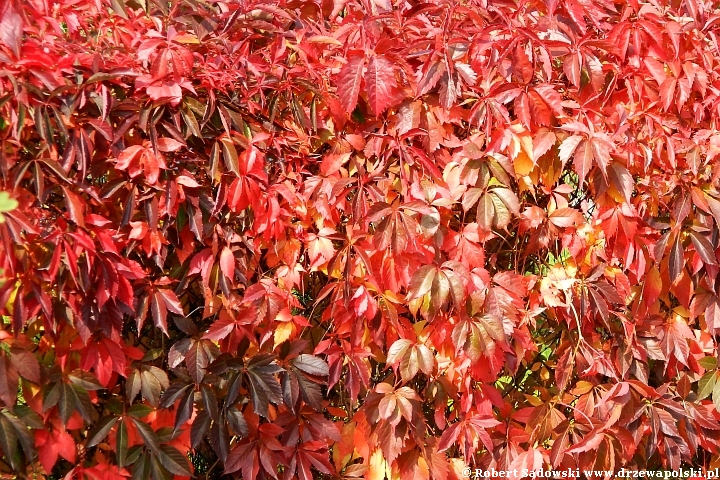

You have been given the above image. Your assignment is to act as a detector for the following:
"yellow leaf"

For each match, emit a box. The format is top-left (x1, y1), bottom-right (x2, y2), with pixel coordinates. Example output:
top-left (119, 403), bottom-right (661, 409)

top-left (307, 35), bottom-right (342, 45)
top-left (449, 458), bottom-right (468, 479)
top-left (274, 321), bottom-right (295, 349)
top-left (173, 34), bottom-right (200, 44)
top-left (368, 449), bottom-right (386, 480)
top-left (514, 151), bottom-right (534, 176)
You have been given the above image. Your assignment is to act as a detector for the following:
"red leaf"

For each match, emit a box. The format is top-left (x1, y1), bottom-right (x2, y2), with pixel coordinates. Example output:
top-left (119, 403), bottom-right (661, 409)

top-left (156, 137), bottom-right (184, 152)
top-left (549, 208), bottom-right (583, 228)
top-left (565, 428), bottom-right (604, 454)
top-left (573, 139), bottom-right (594, 186)
top-left (635, 266), bottom-right (662, 318)
top-left (151, 291), bottom-right (169, 335)
top-left (512, 43), bottom-right (533, 83)
top-left (364, 55), bottom-right (398, 115)
top-left (533, 128), bottom-right (556, 162)
top-left (660, 77), bottom-right (677, 111)
top-left (564, 52), bottom-right (581, 87)
top-left (62, 187), bottom-right (85, 228)
top-left (225, 442), bottom-right (260, 478)
top-left (220, 247), bottom-right (235, 280)
top-left (0, 354), bottom-right (18, 408)
top-left (10, 348), bottom-right (40, 384)
top-left (158, 289), bottom-right (184, 315)
top-left (336, 51), bottom-right (365, 113)
top-left (0, 1), bottom-right (22, 57)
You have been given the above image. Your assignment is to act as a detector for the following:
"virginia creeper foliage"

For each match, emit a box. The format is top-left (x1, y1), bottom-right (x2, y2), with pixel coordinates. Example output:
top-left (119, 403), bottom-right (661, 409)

top-left (2, 0), bottom-right (720, 478)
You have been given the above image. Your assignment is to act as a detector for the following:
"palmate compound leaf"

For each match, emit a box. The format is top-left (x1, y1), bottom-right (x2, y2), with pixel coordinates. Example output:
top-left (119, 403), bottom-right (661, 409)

top-left (451, 314), bottom-right (507, 363)
top-left (559, 132), bottom-right (613, 186)
top-left (406, 262), bottom-right (465, 318)
top-left (126, 365), bottom-right (170, 407)
top-left (185, 338), bottom-right (221, 384)
top-left (283, 354), bottom-right (330, 412)
top-left (474, 187), bottom-right (521, 232)
top-left (0, 410), bottom-right (36, 471)
top-left (42, 373), bottom-right (100, 426)
top-left (386, 339), bottom-right (434, 383)
top-left (437, 412), bottom-right (500, 454)
top-left (244, 354), bottom-right (283, 418)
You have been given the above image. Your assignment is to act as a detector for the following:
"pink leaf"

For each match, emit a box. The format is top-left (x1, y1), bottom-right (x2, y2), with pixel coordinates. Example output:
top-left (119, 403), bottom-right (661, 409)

top-left (0, 1), bottom-right (22, 58)
top-left (156, 137), bottom-right (184, 152)
top-left (220, 247), bottom-right (235, 280)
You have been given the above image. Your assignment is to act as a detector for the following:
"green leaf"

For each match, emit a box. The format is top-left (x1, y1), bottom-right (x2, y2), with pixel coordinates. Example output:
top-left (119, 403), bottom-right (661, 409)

top-left (220, 138), bottom-right (240, 176)
top-left (68, 371), bottom-right (103, 391)
top-left (698, 371), bottom-right (717, 400)
top-left (129, 417), bottom-right (161, 454)
top-left (174, 387), bottom-right (194, 432)
top-left (151, 455), bottom-right (173, 480)
top-left (180, 105), bottom-right (201, 138)
top-left (476, 193), bottom-right (494, 232)
top-left (58, 382), bottom-right (74, 425)
top-left (466, 324), bottom-right (483, 363)
top-left (117, 419), bottom-right (129, 467)
top-left (159, 383), bottom-right (193, 409)
top-left (407, 265), bottom-right (436, 301)
top-left (13, 405), bottom-right (43, 429)
top-left (156, 444), bottom-right (192, 476)
top-left (669, 233), bottom-right (684, 283)
top-left (699, 356), bottom-right (718, 370)
top-left (155, 426), bottom-right (175, 443)
top-left (131, 452), bottom-right (150, 480)
top-left (714, 375), bottom-right (720, 411)
top-left (71, 384), bottom-right (94, 423)
top-left (399, 347), bottom-right (419, 383)
top-left (127, 404), bottom-right (154, 419)
top-left (126, 444), bottom-right (144, 465)
top-left (126, 370), bottom-right (142, 404)
top-left (3, 411), bottom-right (34, 460)
top-left (0, 413), bottom-right (18, 470)
top-left (0, 191), bottom-right (17, 223)
top-left (86, 416), bottom-right (118, 447)
top-left (244, 354), bottom-right (283, 418)
top-left (140, 366), bottom-right (169, 407)
top-left (85, 70), bottom-right (134, 84)
top-left (190, 410), bottom-right (210, 449)
top-left (141, 348), bottom-right (165, 362)
top-left (226, 407), bottom-right (248, 438)
top-left (200, 385), bottom-right (218, 422)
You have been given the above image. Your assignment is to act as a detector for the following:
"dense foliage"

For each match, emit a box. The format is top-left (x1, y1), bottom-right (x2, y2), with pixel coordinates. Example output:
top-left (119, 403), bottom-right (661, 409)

top-left (2, 0), bottom-right (720, 478)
